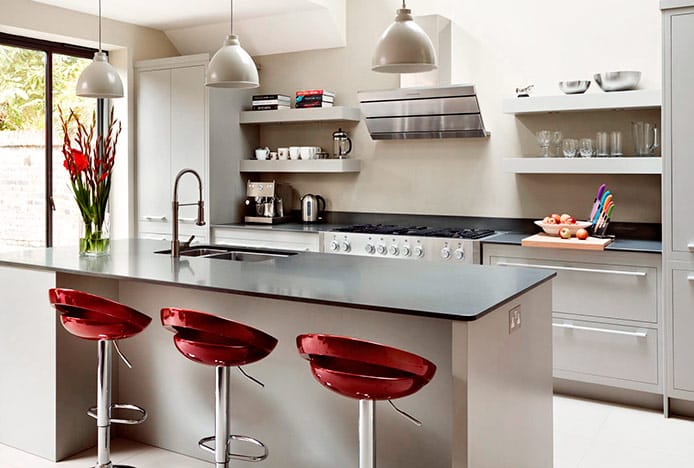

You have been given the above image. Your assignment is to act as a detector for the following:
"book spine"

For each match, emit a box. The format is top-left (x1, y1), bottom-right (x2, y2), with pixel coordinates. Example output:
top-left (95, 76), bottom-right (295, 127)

top-left (252, 94), bottom-right (290, 100)
top-left (252, 99), bottom-right (290, 105)
top-left (295, 95), bottom-right (334, 104)
top-left (252, 105), bottom-right (290, 111)
top-left (296, 89), bottom-right (335, 97)
top-left (295, 102), bottom-right (334, 108)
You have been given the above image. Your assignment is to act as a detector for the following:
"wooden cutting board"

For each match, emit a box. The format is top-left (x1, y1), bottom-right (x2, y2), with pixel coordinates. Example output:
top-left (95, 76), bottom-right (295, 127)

top-left (521, 233), bottom-right (614, 251)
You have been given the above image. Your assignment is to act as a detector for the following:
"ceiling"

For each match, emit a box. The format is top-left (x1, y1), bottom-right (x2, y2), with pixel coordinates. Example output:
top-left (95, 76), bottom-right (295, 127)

top-left (31, 0), bottom-right (326, 30)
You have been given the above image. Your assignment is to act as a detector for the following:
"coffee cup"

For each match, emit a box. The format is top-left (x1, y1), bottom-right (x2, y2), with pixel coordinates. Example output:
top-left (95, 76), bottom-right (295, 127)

top-left (278, 148), bottom-right (289, 160)
top-left (289, 146), bottom-right (301, 160)
top-left (300, 146), bottom-right (317, 160)
top-left (269, 151), bottom-right (278, 160)
top-left (255, 147), bottom-right (270, 160)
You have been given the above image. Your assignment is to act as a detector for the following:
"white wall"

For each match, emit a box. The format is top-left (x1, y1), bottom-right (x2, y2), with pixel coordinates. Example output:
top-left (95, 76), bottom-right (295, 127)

top-left (0, 0), bottom-right (180, 238)
top-left (255, 0), bottom-right (662, 223)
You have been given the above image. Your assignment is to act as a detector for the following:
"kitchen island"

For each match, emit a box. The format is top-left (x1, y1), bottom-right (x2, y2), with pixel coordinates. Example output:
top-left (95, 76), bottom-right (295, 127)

top-left (0, 239), bottom-right (555, 468)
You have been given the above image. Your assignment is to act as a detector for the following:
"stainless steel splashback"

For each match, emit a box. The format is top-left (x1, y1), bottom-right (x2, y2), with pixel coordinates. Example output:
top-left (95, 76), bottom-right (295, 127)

top-left (358, 85), bottom-right (488, 140)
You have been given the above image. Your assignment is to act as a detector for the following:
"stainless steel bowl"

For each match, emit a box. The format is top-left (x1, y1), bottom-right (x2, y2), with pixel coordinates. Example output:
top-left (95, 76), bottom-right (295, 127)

top-left (594, 71), bottom-right (641, 92)
top-left (559, 81), bottom-right (591, 94)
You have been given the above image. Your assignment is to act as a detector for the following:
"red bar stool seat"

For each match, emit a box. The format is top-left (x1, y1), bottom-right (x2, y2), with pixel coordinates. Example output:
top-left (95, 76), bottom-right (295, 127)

top-left (161, 308), bottom-right (278, 468)
top-left (297, 334), bottom-right (436, 468)
top-left (49, 288), bottom-right (151, 468)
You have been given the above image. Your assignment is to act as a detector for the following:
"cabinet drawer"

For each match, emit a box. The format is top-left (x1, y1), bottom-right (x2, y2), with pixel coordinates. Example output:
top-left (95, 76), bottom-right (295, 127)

top-left (213, 228), bottom-right (319, 252)
top-left (492, 257), bottom-right (657, 323)
top-left (672, 270), bottom-right (694, 392)
top-left (553, 318), bottom-right (658, 385)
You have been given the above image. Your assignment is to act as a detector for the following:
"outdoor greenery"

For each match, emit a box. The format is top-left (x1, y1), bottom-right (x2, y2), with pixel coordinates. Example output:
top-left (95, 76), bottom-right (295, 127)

top-left (0, 44), bottom-right (93, 131)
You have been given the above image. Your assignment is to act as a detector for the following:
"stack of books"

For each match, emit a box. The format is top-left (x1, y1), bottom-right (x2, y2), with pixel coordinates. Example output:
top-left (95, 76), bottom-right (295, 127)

top-left (251, 94), bottom-right (290, 111)
top-left (295, 89), bottom-right (335, 108)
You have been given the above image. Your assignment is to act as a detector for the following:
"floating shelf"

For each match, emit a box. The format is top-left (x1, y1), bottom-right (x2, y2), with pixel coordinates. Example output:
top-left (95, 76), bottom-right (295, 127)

top-left (239, 159), bottom-right (361, 173)
top-left (502, 157), bottom-right (662, 174)
top-left (502, 90), bottom-right (661, 115)
top-left (240, 106), bottom-right (361, 125)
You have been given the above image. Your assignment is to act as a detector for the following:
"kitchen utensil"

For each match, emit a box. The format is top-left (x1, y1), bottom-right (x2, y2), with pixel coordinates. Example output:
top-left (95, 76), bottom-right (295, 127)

top-left (278, 148), bottom-right (289, 160)
top-left (589, 184), bottom-right (607, 221)
top-left (596, 132), bottom-right (609, 157)
top-left (562, 139), bottom-right (578, 158)
top-left (244, 181), bottom-right (293, 224)
top-left (610, 131), bottom-right (623, 156)
top-left (551, 131), bottom-right (563, 157)
top-left (594, 71), bottom-right (641, 92)
top-left (579, 138), bottom-right (594, 158)
top-left (300, 146), bottom-right (318, 160)
top-left (255, 147), bottom-right (270, 160)
top-left (558, 81), bottom-right (591, 94)
top-left (536, 130), bottom-right (552, 158)
top-left (289, 146), bottom-right (301, 160)
top-left (301, 194), bottom-right (326, 223)
top-left (332, 128), bottom-right (352, 159)
top-left (592, 190), bottom-right (612, 225)
top-left (631, 121), bottom-right (659, 156)
top-left (534, 220), bottom-right (593, 236)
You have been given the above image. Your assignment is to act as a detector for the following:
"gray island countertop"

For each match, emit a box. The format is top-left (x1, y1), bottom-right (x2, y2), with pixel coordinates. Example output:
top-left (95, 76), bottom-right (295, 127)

top-left (0, 239), bottom-right (554, 321)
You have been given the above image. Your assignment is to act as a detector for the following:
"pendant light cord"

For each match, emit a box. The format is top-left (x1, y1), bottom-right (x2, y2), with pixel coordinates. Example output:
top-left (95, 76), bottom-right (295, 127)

top-left (402, 0), bottom-right (406, 8)
top-left (98, 0), bottom-right (102, 52)
top-left (230, 0), bottom-right (234, 35)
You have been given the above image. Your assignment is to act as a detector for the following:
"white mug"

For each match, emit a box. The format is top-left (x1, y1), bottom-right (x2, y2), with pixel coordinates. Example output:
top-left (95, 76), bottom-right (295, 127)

top-left (255, 147), bottom-right (270, 160)
top-left (300, 146), bottom-right (317, 160)
top-left (289, 146), bottom-right (301, 160)
top-left (278, 148), bottom-right (289, 160)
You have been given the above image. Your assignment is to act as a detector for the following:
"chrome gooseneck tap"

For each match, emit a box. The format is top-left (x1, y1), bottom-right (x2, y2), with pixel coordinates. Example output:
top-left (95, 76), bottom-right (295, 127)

top-left (171, 169), bottom-right (205, 257)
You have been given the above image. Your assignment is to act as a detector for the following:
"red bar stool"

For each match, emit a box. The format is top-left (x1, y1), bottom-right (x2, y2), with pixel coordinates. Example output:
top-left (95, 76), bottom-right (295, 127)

top-left (48, 288), bottom-right (151, 468)
top-left (161, 308), bottom-right (278, 468)
top-left (296, 334), bottom-right (436, 468)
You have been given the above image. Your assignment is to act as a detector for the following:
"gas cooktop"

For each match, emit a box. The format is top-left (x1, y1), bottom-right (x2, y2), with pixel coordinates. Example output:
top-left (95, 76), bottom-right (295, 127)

top-left (332, 224), bottom-right (496, 240)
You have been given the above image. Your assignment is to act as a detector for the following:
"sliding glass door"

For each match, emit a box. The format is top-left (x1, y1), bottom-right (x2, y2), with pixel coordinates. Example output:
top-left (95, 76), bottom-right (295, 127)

top-left (0, 33), bottom-right (97, 251)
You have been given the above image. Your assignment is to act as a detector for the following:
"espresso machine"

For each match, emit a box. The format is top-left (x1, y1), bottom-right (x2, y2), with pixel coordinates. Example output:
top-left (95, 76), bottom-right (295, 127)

top-left (244, 180), bottom-right (293, 224)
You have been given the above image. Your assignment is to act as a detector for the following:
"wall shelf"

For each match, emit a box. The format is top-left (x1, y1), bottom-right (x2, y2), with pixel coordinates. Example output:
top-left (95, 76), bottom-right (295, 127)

top-left (239, 159), bottom-right (361, 173)
top-left (239, 106), bottom-right (361, 125)
top-left (502, 157), bottom-right (662, 174)
top-left (502, 90), bottom-right (661, 115)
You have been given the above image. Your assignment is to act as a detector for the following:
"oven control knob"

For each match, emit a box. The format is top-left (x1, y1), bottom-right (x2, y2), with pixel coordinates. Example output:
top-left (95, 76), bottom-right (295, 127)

top-left (329, 240), bottom-right (340, 252)
top-left (341, 241), bottom-right (351, 252)
top-left (414, 246), bottom-right (424, 258)
top-left (389, 245), bottom-right (399, 256)
top-left (401, 245), bottom-right (411, 257)
top-left (377, 244), bottom-right (387, 255)
top-left (365, 243), bottom-right (375, 254)
top-left (441, 247), bottom-right (451, 259)
top-left (454, 248), bottom-right (465, 260)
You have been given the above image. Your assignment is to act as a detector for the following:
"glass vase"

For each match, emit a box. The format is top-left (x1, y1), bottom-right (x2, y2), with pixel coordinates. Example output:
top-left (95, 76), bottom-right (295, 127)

top-left (79, 213), bottom-right (110, 256)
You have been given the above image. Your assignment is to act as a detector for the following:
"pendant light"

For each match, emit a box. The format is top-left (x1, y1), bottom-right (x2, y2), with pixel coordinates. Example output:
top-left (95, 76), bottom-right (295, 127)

top-left (372, 0), bottom-right (437, 74)
top-left (205, 0), bottom-right (259, 88)
top-left (76, 0), bottom-right (123, 98)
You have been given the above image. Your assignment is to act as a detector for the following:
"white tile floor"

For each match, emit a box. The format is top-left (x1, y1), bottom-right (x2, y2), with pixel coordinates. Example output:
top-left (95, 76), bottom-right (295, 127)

top-left (2, 396), bottom-right (694, 467)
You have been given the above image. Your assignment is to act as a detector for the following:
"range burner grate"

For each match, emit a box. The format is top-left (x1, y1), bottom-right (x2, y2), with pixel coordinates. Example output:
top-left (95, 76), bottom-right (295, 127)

top-left (333, 224), bottom-right (495, 239)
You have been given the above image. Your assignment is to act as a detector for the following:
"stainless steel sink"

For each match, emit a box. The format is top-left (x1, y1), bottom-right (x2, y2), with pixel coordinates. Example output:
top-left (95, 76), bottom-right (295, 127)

top-left (155, 245), bottom-right (296, 262)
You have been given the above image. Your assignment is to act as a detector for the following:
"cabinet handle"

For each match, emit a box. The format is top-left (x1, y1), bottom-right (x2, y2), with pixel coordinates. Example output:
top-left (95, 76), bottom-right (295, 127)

top-left (179, 217), bottom-right (198, 223)
top-left (496, 262), bottom-right (647, 277)
top-left (688, 244), bottom-right (694, 251)
top-left (143, 215), bottom-right (167, 221)
top-left (687, 275), bottom-right (694, 282)
top-left (552, 321), bottom-right (648, 338)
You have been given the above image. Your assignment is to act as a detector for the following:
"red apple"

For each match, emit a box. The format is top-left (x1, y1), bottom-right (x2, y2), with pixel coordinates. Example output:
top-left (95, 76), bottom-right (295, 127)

top-left (576, 228), bottom-right (589, 240)
top-left (559, 227), bottom-right (572, 239)
top-left (543, 216), bottom-right (556, 225)
top-left (560, 213), bottom-right (572, 224)
top-left (551, 213), bottom-right (562, 224)
top-left (566, 217), bottom-right (576, 225)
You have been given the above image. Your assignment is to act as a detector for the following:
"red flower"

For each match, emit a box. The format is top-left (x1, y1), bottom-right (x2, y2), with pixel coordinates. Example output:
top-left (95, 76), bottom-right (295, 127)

top-left (71, 149), bottom-right (88, 172)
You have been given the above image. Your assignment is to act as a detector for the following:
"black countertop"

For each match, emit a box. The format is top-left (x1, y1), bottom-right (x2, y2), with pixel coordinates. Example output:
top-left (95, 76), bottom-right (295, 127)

top-left (0, 239), bottom-right (554, 322)
top-left (482, 232), bottom-right (662, 254)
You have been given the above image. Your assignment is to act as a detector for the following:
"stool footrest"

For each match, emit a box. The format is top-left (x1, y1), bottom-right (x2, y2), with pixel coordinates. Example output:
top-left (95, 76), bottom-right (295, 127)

top-left (198, 434), bottom-right (269, 462)
top-left (87, 403), bottom-right (148, 425)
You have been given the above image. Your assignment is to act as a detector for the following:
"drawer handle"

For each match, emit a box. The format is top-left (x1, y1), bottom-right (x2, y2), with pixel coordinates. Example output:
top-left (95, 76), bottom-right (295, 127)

top-left (143, 215), bottom-right (167, 221)
top-left (688, 275), bottom-right (694, 282)
top-left (497, 262), bottom-right (647, 277)
top-left (552, 322), bottom-right (647, 338)
top-left (688, 244), bottom-right (694, 251)
top-left (179, 217), bottom-right (197, 223)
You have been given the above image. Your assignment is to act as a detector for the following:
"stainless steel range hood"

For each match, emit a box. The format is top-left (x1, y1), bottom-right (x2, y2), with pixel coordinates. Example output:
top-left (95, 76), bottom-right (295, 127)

top-left (358, 85), bottom-right (489, 140)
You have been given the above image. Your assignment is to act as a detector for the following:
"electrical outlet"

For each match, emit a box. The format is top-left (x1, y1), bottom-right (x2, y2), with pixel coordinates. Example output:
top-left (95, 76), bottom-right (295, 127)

top-left (509, 306), bottom-right (521, 334)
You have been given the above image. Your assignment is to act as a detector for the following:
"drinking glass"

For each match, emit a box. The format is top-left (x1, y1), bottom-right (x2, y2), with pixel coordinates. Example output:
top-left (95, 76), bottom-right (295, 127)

top-left (551, 131), bottom-right (563, 157)
top-left (579, 138), bottom-right (594, 158)
top-left (610, 131), bottom-right (623, 156)
top-left (562, 139), bottom-right (578, 158)
top-left (536, 130), bottom-right (552, 158)
top-left (596, 132), bottom-right (609, 157)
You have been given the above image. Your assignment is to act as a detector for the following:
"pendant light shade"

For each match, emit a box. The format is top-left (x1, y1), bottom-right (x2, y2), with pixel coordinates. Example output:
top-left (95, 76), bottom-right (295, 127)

top-left (205, 0), bottom-right (259, 89)
top-left (206, 35), bottom-right (259, 88)
top-left (76, 0), bottom-right (123, 98)
top-left (372, 6), bottom-right (437, 74)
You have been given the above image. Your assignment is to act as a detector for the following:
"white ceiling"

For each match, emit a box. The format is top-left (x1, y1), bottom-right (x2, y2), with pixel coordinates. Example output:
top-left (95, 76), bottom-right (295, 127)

top-left (31, 0), bottom-right (326, 30)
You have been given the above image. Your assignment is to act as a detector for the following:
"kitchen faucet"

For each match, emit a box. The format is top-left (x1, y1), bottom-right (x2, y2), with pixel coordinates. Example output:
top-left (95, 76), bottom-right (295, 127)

top-left (171, 168), bottom-right (205, 257)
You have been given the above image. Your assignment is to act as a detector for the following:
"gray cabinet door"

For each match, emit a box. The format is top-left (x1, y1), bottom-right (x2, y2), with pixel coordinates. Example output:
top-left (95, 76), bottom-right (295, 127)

top-left (670, 12), bottom-right (694, 254)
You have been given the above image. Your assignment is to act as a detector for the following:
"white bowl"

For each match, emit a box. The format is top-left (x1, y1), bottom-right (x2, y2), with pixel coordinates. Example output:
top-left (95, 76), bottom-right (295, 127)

top-left (534, 220), bottom-right (592, 236)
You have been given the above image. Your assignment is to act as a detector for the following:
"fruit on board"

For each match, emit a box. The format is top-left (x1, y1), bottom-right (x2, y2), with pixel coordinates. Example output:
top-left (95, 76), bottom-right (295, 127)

top-left (576, 228), bottom-right (589, 240)
top-left (559, 227), bottom-right (572, 239)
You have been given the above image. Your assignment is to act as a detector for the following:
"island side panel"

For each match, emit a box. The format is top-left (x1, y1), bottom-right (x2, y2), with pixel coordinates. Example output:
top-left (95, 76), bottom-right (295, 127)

top-left (0, 266), bottom-right (57, 460)
top-left (114, 279), bottom-right (454, 468)
top-left (454, 281), bottom-right (554, 468)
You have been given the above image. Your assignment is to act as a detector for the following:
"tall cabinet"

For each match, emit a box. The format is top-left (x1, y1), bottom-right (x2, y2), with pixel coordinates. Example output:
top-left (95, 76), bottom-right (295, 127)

top-left (662, 1), bottom-right (694, 409)
top-left (135, 54), bottom-right (257, 242)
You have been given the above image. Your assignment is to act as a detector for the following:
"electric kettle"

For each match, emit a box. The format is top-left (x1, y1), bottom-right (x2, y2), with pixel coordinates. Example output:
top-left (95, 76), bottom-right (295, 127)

top-left (301, 194), bottom-right (326, 223)
top-left (332, 128), bottom-right (352, 159)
